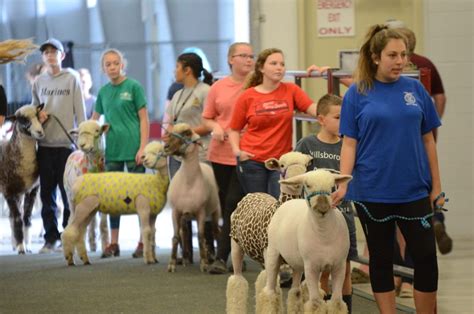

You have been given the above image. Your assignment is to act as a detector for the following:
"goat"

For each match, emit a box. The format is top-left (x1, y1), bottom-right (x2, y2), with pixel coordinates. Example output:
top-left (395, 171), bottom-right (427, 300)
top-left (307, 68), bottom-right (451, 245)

top-left (61, 141), bottom-right (169, 265)
top-left (164, 123), bottom-right (220, 273)
top-left (257, 169), bottom-right (352, 314)
top-left (226, 151), bottom-right (312, 314)
top-left (63, 120), bottom-right (109, 253)
top-left (0, 104), bottom-right (44, 254)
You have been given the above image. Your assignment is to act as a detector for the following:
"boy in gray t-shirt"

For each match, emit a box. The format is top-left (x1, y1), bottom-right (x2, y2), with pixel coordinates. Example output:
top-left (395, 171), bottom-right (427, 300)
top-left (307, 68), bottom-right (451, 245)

top-left (294, 94), bottom-right (356, 312)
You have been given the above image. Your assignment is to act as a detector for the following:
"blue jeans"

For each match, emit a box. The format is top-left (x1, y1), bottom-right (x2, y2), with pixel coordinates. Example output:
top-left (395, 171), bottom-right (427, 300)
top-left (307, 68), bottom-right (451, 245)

top-left (106, 161), bottom-right (145, 229)
top-left (236, 158), bottom-right (280, 199)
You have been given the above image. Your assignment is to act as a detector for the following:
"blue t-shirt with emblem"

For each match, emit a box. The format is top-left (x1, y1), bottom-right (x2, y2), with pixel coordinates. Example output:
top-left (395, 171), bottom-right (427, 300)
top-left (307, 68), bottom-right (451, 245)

top-left (340, 76), bottom-right (441, 203)
top-left (95, 78), bottom-right (147, 161)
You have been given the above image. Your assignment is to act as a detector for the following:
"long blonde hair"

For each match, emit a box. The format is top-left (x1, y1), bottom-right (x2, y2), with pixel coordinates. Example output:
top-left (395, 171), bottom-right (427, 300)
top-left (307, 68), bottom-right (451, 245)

top-left (354, 25), bottom-right (407, 94)
top-left (244, 48), bottom-right (283, 89)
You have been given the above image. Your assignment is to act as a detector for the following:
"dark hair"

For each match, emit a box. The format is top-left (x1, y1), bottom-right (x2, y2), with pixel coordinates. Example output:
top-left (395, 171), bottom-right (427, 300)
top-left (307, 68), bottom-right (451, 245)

top-left (244, 48), bottom-right (283, 89)
top-left (354, 24), bottom-right (407, 94)
top-left (177, 52), bottom-right (213, 85)
top-left (317, 94), bottom-right (342, 115)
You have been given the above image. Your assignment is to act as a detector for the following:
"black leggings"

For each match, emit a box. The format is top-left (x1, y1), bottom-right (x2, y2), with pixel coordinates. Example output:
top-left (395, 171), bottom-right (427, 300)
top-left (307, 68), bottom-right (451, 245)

top-left (355, 197), bottom-right (438, 293)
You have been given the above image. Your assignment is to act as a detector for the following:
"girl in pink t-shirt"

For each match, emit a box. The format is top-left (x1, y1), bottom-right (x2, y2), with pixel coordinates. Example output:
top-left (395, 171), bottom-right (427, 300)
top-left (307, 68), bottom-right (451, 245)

top-left (229, 48), bottom-right (318, 198)
top-left (202, 42), bottom-right (255, 274)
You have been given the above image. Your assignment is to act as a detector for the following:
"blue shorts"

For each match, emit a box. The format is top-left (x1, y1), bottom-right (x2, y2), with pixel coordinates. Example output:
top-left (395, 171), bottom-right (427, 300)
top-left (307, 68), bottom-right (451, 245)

top-left (338, 202), bottom-right (358, 260)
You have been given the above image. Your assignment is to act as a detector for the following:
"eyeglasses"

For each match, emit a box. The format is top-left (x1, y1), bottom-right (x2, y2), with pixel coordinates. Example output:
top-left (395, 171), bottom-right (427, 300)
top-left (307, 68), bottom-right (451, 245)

top-left (232, 53), bottom-right (255, 60)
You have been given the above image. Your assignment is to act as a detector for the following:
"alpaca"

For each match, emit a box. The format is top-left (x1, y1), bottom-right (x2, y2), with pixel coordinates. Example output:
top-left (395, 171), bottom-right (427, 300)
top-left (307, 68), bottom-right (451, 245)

top-left (164, 123), bottom-right (220, 272)
top-left (61, 141), bottom-right (169, 265)
top-left (0, 104), bottom-right (45, 254)
top-left (226, 151), bottom-right (312, 314)
top-left (63, 120), bottom-right (109, 253)
top-left (257, 170), bottom-right (352, 314)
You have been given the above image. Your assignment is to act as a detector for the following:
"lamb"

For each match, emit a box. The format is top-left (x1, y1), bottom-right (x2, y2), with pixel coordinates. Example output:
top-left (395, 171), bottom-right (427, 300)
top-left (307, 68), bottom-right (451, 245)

top-left (257, 169), bottom-right (352, 314)
top-left (226, 151), bottom-right (312, 314)
top-left (61, 141), bottom-right (169, 265)
top-left (63, 120), bottom-right (109, 253)
top-left (164, 123), bottom-right (220, 273)
top-left (0, 104), bottom-right (45, 254)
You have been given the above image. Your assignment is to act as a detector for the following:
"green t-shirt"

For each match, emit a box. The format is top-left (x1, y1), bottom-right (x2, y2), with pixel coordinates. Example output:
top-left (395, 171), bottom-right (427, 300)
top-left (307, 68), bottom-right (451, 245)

top-left (95, 78), bottom-right (147, 161)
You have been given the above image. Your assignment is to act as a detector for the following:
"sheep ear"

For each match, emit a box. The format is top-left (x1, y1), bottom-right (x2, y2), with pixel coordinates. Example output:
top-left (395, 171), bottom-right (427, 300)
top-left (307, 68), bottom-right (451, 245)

top-left (101, 123), bottom-right (110, 134)
top-left (333, 174), bottom-right (352, 185)
top-left (304, 154), bottom-right (313, 166)
top-left (264, 158), bottom-right (279, 170)
top-left (36, 103), bottom-right (45, 112)
top-left (280, 173), bottom-right (306, 186)
top-left (5, 114), bottom-right (16, 122)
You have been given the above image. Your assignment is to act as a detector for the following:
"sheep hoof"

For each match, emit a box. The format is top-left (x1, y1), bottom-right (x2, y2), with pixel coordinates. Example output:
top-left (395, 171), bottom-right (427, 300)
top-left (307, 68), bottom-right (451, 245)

top-left (18, 250), bottom-right (26, 255)
top-left (168, 263), bottom-right (176, 273)
top-left (84, 261), bottom-right (91, 265)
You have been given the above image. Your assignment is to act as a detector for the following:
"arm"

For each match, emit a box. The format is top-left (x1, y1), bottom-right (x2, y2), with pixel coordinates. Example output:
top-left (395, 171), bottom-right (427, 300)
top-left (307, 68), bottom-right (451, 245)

top-left (135, 107), bottom-right (149, 165)
top-left (202, 117), bottom-right (225, 141)
top-left (305, 103), bottom-right (317, 117)
top-left (228, 129), bottom-right (254, 161)
top-left (192, 123), bottom-right (211, 137)
top-left (332, 136), bottom-right (357, 205)
top-left (0, 116), bottom-right (4, 127)
top-left (423, 131), bottom-right (444, 208)
top-left (91, 112), bottom-right (101, 120)
top-left (74, 78), bottom-right (86, 124)
top-left (432, 93), bottom-right (446, 119)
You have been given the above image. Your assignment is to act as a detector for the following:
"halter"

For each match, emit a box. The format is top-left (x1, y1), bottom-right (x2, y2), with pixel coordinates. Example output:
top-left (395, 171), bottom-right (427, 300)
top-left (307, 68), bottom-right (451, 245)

top-left (168, 130), bottom-right (201, 155)
top-left (303, 186), bottom-right (331, 209)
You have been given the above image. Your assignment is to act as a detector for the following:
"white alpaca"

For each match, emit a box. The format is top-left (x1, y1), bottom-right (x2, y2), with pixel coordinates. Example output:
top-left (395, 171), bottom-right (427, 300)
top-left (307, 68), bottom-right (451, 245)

top-left (226, 151), bottom-right (312, 314)
top-left (257, 170), bottom-right (352, 314)
top-left (61, 141), bottom-right (169, 265)
top-left (63, 120), bottom-right (109, 253)
top-left (164, 123), bottom-right (220, 272)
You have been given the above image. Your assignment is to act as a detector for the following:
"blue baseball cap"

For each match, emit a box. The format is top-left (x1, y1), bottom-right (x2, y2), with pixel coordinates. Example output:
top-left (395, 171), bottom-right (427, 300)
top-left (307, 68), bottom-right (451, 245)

top-left (40, 38), bottom-right (64, 53)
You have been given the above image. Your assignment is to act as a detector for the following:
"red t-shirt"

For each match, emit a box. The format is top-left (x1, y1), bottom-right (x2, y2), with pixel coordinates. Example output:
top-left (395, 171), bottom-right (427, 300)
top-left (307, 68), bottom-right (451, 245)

top-left (230, 82), bottom-right (313, 162)
top-left (411, 53), bottom-right (445, 95)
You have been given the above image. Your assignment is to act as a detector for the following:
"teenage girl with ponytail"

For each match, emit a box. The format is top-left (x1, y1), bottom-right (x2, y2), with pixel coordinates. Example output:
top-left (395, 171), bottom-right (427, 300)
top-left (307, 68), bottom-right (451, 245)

top-left (333, 24), bottom-right (445, 313)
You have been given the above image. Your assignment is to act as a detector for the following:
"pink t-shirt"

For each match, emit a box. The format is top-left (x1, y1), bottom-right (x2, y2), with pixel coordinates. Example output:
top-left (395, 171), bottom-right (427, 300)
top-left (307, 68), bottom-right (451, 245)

top-left (202, 76), bottom-right (245, 165)
top-left (230, 82), bottom-right (313, 162)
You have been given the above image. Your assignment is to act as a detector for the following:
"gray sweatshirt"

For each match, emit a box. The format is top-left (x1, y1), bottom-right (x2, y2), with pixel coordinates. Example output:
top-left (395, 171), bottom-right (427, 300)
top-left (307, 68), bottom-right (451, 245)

top-left (32, 68), bottom-right (86, 148)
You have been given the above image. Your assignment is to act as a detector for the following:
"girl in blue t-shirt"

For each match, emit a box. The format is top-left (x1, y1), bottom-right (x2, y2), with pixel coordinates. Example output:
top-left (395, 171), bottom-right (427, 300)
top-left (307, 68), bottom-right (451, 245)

top-left (333, 24), bottom-right (445, 313)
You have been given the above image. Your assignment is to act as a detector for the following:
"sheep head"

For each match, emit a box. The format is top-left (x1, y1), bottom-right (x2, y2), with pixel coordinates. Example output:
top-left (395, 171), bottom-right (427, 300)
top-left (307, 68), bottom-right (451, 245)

top-left (7, 103), bottom-right (45, 139)
top-left (69, 120), bottom-right (109, 154)
top-left (265, 151), bottom-right (312, 194)
top-left (142, 141), bottom-right (167, 170)
top-left (164, 123), bottom-right (200, 157)
top-left (280, 169), bottom-right (352, 215)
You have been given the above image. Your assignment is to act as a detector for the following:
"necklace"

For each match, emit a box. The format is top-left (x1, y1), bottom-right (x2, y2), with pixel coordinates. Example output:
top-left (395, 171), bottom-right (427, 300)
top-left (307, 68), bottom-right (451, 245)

top-left (173, 84), bottom-right (197, 123)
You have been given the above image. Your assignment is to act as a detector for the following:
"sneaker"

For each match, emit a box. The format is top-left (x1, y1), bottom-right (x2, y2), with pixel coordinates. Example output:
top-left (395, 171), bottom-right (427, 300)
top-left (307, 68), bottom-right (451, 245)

top-left (208, 259), bottom-right (227, 274)
top-left (38, 242), bottom-right (56, 254)
top-left (101, 243), bottom-right (120, 258)
top-left (398, 283), bottom-right (414, 298)
top-left (132, 242), bottom-right (143, 258)
top-left (433, 221), bottom-right (453, 255)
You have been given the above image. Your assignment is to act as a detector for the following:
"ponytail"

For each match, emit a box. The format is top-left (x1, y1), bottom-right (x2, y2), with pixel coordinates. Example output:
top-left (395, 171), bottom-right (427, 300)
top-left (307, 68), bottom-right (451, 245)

top-left (202, 68), bottom-right (214, 86)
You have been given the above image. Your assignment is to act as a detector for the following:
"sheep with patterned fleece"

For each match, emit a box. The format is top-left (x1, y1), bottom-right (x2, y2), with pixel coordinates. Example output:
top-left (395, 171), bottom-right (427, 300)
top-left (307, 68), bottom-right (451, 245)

top-left (257, 169), bottom-right (352, 314)
top-left (61, 141), bottom-right (169, 265)
top-left (226, 151), bottom-right (312, 314)
top-left (63, 120), bottom-right (109, 253)
top-left (164, 123), bottom-right (220, 273)
top-left (0, 104), bottom-right (44, 254)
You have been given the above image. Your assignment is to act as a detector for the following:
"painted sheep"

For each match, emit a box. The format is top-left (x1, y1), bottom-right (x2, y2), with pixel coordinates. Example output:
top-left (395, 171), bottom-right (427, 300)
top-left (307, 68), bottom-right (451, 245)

top-left (0, 104), bottom-right (45, 254)
top-left (164, 123), bottom-right (220, 273)
top-left (226, 151), bottom-right (312, 314)
top-left (257, 169), bottom-right (352, 314)
top-left (63, 120), bottom-right (109, 253)
top-left (61, 141), bottom-right (169, 265)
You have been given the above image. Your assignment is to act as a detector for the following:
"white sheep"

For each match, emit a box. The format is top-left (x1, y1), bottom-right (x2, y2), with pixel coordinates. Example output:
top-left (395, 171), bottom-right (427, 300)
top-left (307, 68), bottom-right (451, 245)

top-left (61, 141), bottom-right (169, 265)
top-left (0, 104), bottom-right (45, 254)
top-left (164, 123), bottom-right (220, 273)
top-left (257, 169), bottom-right (352, 314)
top-left (226, 151), bottom-right (312, 314)
top-left (63, 120), bottom-right (109, 253)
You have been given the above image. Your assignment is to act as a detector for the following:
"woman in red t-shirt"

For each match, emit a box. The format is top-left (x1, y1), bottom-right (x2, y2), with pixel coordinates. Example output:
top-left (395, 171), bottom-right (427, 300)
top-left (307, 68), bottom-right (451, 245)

top-left (229, 48), bottom-right (318, 198)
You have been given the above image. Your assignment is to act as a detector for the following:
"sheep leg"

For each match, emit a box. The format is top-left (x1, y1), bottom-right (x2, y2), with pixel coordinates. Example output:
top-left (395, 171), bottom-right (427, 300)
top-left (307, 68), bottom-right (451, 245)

top-left (22, 185), bottom-right (39, 253)
top-left (303, 265), bottom-right (327, 314)
top-left (196, 211), bottom-right (209, 272)
top-left (77, 210), bottom-right (96, 265)
top-left (149, 213), bottom-right (158, 263)
top-left (63, 196), bottom-right (99, 266)
top-left (287, 269), bottom-right (304, 314)
top-left (230, 238), bottom-right (245, 275)
top-left (327, 261), bottom-right (348, 314)
top-left (87, 212), bottom-right (98, 252)
top-left (180, 214), bottom-right (192, 266)
top-left (136, 195), bottom-right (153, 264)
top-left (7, 196), bottom-right (25, 254)
top-left (168, 210), bottom-right (181, 272)
top-left (99, 213), bottom-right (109, 253)
top-left (257, 247), bottom-right (283, 314)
